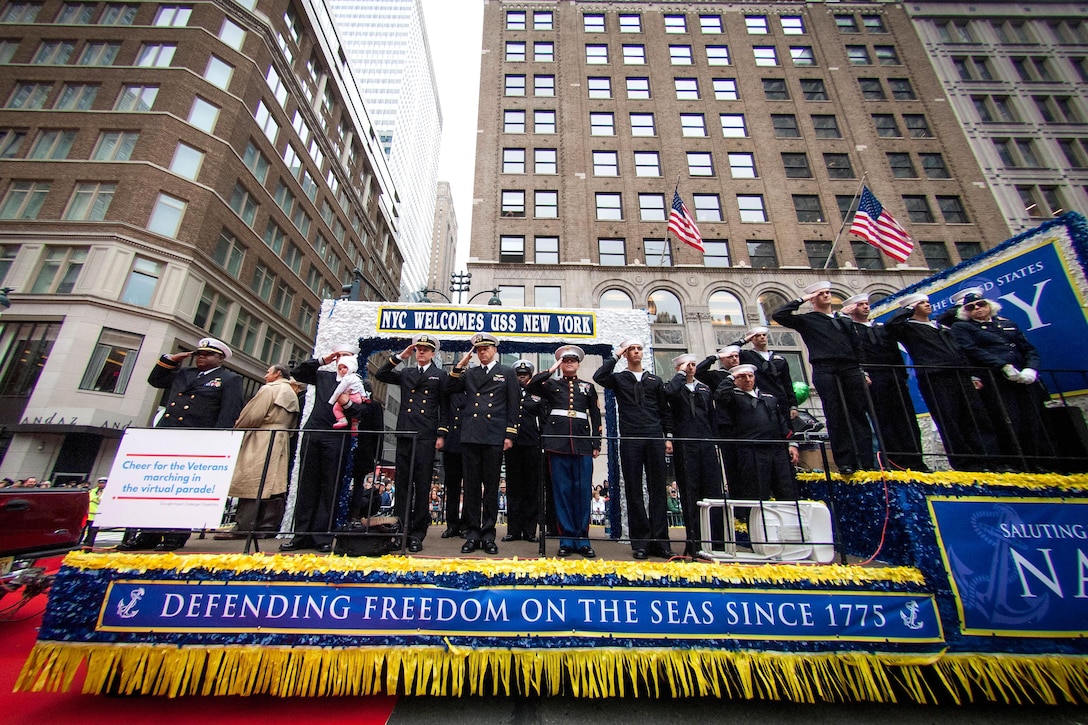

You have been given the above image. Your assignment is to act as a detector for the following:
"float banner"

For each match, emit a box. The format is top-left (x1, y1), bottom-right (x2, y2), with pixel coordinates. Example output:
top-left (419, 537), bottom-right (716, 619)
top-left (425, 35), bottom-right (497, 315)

top-left (928, 496), bottom-right (1088, 636)
top-left (98, 581), bottom-right (942, 643)
top-left (376, 306), bottom-right (596, 339)
top-left (95, 428), bottom-right (243, 530)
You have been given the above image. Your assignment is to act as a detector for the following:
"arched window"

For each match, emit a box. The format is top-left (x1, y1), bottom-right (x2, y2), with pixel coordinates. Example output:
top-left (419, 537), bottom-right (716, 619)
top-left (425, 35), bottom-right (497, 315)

top-left (599, 288), bottom-right (634, 309)
top-left (869, 290), bottom-right (890, 306)
top-left (647, 289), bottom-right (682, 324)
top-left (707, 290), bottom-right (744, 325)
top-left (757, 290), bottom-right (789, 325)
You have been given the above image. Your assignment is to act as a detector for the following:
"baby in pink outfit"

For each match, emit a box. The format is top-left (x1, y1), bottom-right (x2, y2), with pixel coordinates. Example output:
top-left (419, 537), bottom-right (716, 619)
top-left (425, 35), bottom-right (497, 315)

top-left (330, 355), bottom-right (367, 429)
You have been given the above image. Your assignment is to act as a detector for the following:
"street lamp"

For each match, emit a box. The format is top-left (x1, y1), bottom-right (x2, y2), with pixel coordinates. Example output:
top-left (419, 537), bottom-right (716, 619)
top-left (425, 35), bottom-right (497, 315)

top-left (468, 289), bottom-right (503, 306)
top-left (450, 271), bottom-right (471, 305)
top-left (419, 286), bottom-right (452, 303)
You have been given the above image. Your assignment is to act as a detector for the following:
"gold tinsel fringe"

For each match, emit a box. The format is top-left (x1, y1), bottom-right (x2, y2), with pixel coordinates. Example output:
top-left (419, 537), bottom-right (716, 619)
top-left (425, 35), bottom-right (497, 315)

top-left (15, 643), bottom-right (1088, 704)
top-left (797, 469), bottom-right (1088, 491)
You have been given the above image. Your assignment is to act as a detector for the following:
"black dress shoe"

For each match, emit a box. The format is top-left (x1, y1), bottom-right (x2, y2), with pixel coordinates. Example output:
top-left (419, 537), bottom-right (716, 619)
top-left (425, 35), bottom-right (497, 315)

top-left (500, 534), bottom-right (519, 542)
top-left (556, 546), bottom-right (572, 557)
top-left (315, 543), bottom-right (333, 553)
top-left (154, 542), bottom-right (181, 552)
top-left (578, 546), bottom-right (596, 559)
top-left (279, 538), bottom-right (312, 552)
top-left (440, 528), bottom-right (461, 539)
top-left (116, 541), bottom-right (152, 552)
top-left (461, 540), bottom-right (478, 554)
top-left (483, 540), bottom-right (499, 555)
top-left (407, 538), bottom-right (423, 553)
top-left (838, 467), bottom-right (855, 476)
top-left (525, 535), bottom-right (538, 543)
top-left (632, 548), bottom-right (648, 560)
top-left (653, 547), bottom-right (676, 559)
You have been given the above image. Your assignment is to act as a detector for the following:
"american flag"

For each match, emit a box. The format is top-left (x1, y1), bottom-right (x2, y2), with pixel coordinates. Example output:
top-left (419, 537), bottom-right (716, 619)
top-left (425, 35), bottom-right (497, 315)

top-left (848, 186), bottom-right (913, 263)
top-left (668, 189), bottom-right (704, 253)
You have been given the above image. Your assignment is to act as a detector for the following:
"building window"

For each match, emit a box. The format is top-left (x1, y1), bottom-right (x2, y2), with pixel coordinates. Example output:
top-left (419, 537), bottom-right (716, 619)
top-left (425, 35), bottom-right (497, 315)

top-left (670, 45), bottom-right (693, 64)
top-left (800, 78), bottom-right (828, 101)
top-left (680, 113), bottom-right (707, 136)
top-left (920, 153), bottom-right (951, 179)
top-left (503, 110), bottom-right (525, 133)
top-left (205, 55), bottom-right (233, 90)
top-left (790, 47), bottom-right (816, 66)
top-left (859, 78), bottom-right (886, 100)
top-left (937, 195), bottom-right (969, 223)
top-left (592, 150), bottom-right (618, 176)
top-left (772, 114), bottom-right (800, 138)
top-left (63, 181), bottom-right (114, 220)
top-left (686, 151), bottom-right (714, 176)
top-left (502, 148), bottom-right (525, 173)
top-left (587, 76), bottom-right (611, 98)
top-left (1034, 95), bottom-right (1083, 124)
top-left (703, 242), bottom-right (730, 268)
top-left (753, 47), bottom-right (778, 66)
top-left (0, 181), bottom-right (50, 219)
top-left (863, 15), bottom-right (887, 33)
top-left (812, 114), bottom-right (841, 138)
top-left (136, 43), bottom-right (176, 67)
top-left (99, 3), bottom-right (136, 24)
top-left (700, 15), bottom-right (723, 34)
top-left (229, 182), bottom-right (258, 225)
top-left (120, 257), bottom-right (162, 306)
top-left (721, 113), bottom-right (747, 137)
top-left (956, 241), bottom-right (983, 262)
top-left (626, 77), bottom-right (650, 99)
top-left (194, 285), bottom-right (229, 336)
top-left (78, 328), bottom-right (143, 394)
top-left (504, 75), bottom-right (525, 96)
top-left (638, 193), bottom-right (666, 221)
top-left (598, 238), bottom-right (626, 265)
top-left (57, 2), bottom-right (94, 23)
top-left (80, 40), bottom-right (122, 65)
top-left (590, 112), bottom-right (614, 136)
top-left (507, 10), bottom-right (525, 30)
top-left (243, 141), bottom-right (269, 183)
top-left (889, 78), bottom-right (916, 100)
top-left (532, 41), bottom-right (554, 62)
top-left (872, 114), bottom-right (901, 137)
top-left (664, 14), bottom-right (687, 34)
top-left (28, 129), bottom-right (76, 159)
top-left (692, 194), bottom-right (722, 221)
top-left (231, 310), bottom-right (260, 355)
top-left (824, 153), bottom-right (855, 179)
top-left (250, 263), bottom-right (274, 302)
top-left (674, 78), bottom-right (699, 99)
top-left (738, 196), bottom-right (768, 223)
top-left (644, 240), bottom-right (672, 267)
top-left (1058, 138), bottom-right (1088, 168)
top-left (647, 289), bottom-right (682, 323)
top-left (781, 16), bottom-right (805, 35)
top-left (903, 195), bottom-right (935, 224)
top-left (712, 78), bottom-right (738, 100)
top-left (54, 83), bottom-right (98, 109)
top-left (875, 46), bottom-right (900, 65)
top-left (500, 235), bottom-right (525, 263)
top-left (32, 40), bottom-right (75, 65)
top-left (847, 46), bottom-right (871, 65)
top-left (0, 129), bottom-right (24, 158)
top-left (851, 241), bottom-right (884, 270)
top-left (630, 113), bottom-right (655, 136)
top-left (921, 242), bottom-right (952, 271)
top-left (904, 114), bottom-right (932, 138)
top-left (501, 190), bottom-right (525, 217)
top-left (835, 15), bottom-right (860, 33)
top-left (762, 78), bottom-right (789, 100)
top-left (993, 19), bottom-right (1032, 44)
top-left (728, 152), bottom-right (756, 178)
top-left (506, 41), bottom-right (526, 62)
top-left (887, 152), bottom-right (917, 179)
top-left (634, 151), bottom-right (660, 176)
top-left (533, 75), bottom-right (555, 96)
top-left (535, 236), bottom-right (559, 264)
top-left (706, 45), bottom-right (731, 66)
top-left (600, 289), bottom-right (634, 309)
top-left (745, 15), bottom-right (769, 34)
top-left (534, 110), bottom-right (556, 134)
top-left (154, 5), bottom-right (191, 26)
top-left (115, 84), bottom-right (157, 112)
top-left (283, 242), bottom-right (302, 274)
top-left (272, 282), bottom-right (293, 317)
top-left (7, 82), bottom-right (52, 110)
top-left (220, 17), bottom-right (245, 50)
top-left (595, 192), bottom-right (622, 220)
top-left (793, 194), bottom-right (824, 222)
top-left (619, 14), bottom-right (641, 33)
top-left (533, 11), bottom-right (552, 30)
top-left (534, 148), bottom-right (557, 174)
top-left (805, 241), bottom-right (836, 269)
top-left (190, 96), bottom-right (221, 133)
top-left (31, 246), bottom-right (87, 293)
top-left (535, 286), bottom-right (561, 308)
top-left (534, 190), bottom-right (558, 218)
top-left (297, 302), bottom-right (315, 336)
top-left (585, 44), bottom-right (608, 64)
top-left (169, 142), bottom-right (204, 180)
top-left (746, 240), bottom-right (777, 267)
top-left (263, 220), bottom-right (286, 254)
top-left (622, 44), bottom-right (646, 64)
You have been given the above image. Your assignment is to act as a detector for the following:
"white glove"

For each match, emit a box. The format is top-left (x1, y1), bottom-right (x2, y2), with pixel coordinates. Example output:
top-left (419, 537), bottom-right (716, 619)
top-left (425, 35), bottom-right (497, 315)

top-left (1018, 368), bottom-right (1038, 384)
top-left (1001, 364), bottom-right (1021, 380)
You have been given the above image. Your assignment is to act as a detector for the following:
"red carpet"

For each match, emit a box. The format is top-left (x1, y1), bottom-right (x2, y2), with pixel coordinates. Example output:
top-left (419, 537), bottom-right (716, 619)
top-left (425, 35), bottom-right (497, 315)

top-left (0, 557), bottom-right (398, 724)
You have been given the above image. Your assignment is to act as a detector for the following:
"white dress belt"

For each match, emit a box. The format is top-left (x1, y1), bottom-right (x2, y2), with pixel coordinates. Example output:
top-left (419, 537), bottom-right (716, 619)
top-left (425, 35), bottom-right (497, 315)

top-left (550, 408), bottom-right (588, 420)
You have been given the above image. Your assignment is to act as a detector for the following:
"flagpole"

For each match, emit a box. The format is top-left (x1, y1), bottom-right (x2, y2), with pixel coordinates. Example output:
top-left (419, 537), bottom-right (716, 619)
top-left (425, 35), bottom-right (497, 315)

top-left (659, 174), bottom-right (681, 267)
top-left (821, 174), bottom-right (868, 269)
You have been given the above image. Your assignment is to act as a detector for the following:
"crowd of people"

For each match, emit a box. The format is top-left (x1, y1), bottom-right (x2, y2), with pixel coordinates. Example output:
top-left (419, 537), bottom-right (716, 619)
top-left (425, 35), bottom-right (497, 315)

top-left (45, 278), bottom-right (1052, 559)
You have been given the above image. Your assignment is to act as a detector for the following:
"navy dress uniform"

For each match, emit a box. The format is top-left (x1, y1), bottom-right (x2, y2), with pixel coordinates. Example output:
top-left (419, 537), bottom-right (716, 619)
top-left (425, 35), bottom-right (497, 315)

top-left (526, 345), bottom-right (602, 557)
top-left (504, 360), bottom-right (547, 542)
top-left (449, 333), bottom-right (520, 554)
top-left (736, 326), bottom-right (798, 421)
top-left (374, 334), bottom-right (449, 550)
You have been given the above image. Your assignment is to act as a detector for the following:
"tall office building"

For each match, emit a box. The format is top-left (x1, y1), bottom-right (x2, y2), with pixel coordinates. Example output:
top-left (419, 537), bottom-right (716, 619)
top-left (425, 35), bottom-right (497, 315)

top-left (428, 180), bottom-right (458, 298)
top-left (326, 0), bottom-right (443, 297)
top-left (467, 0), bottom-right (1010, 377)
top-left (0, 0), bottom-right (401, 479)
top-left (905, 2), bottom-right (1088, 234)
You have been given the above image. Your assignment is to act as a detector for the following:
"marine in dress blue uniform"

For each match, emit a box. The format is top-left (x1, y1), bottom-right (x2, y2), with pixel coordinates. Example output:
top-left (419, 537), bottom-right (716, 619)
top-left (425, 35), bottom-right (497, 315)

top-left (503, 360), bottom-right (546, 542)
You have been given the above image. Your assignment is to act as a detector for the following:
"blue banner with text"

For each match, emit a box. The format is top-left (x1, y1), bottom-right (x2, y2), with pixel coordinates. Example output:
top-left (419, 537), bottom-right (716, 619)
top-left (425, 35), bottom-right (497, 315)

top-left (376, 306), bottom-right (596, 338)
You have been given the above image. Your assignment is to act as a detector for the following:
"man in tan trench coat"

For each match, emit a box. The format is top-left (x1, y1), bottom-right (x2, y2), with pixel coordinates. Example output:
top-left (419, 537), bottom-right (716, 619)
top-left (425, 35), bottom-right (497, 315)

top-left (216, 364), bottom-right (300, 539)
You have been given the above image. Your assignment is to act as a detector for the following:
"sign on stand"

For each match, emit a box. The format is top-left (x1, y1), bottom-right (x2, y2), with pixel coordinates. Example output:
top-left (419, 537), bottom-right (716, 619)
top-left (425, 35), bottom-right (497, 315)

top-left (94, 429), bottom-right (243, 530)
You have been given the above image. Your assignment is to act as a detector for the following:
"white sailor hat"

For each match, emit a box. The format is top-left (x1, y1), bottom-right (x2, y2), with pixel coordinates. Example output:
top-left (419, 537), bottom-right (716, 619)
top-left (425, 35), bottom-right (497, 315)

top-left (672, 353), bottom-right (697, 367)
top-left (512, 359), bottom-right (536, 373)
top-left (555, 345), bottom-right (584, 361)
top-left (951, 287), bottom-right (985, 305)
top-left (802, 281), bottom-right (832, 296)
top-left (412, 333), bottom-right (440, 351)
top-left (332, 342), bottom-right (360, 356)
top-left (618, 337), bottom-right (643, 350)
top-left (729, 363), bottom-right (758, 376)
top-left (744, 326), bottom-right (769, 341)
top-left (898, 293), bottom-right (929, 309)
top-left (717, 345), bottom-right (741, 357)
top-left (196, 337), bottom-right (231, 360)
top-left (840, 293), bottom-right (870, 314)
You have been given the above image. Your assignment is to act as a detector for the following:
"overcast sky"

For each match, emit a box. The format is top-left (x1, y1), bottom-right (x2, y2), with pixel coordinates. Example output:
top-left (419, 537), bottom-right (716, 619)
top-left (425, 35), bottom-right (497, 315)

top-left (421, 0), bottom-right (485, 269)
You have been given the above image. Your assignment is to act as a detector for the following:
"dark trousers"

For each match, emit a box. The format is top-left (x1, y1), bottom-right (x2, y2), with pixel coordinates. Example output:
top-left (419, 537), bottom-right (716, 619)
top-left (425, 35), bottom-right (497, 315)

top-left (442, 450), bottom-right (463, 532)
top-left (977, 374), bottom-right (1051, 471)
top-left (673, 440), bottom-right (723, 556)
top-left (504, 444), bottom-right (541, 539)
top-left (461, 442), bottom-right (503, 542)
top-left (618, 436), bottom-right (669, 550)
top-left (290, 431), bottom-right (351, 546)
top-left (916, 370), bottom-right (995, 471)
top-left (350, 431), bottom-right (383, 517)
top-left (867, 371), bottom-right (926, 470)
top-left (547, 452), bottom-right (592, 550)
top-left (394, 434), bottom-right (437, 541)
top-left (811, 365), bottom-right (874, 471)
